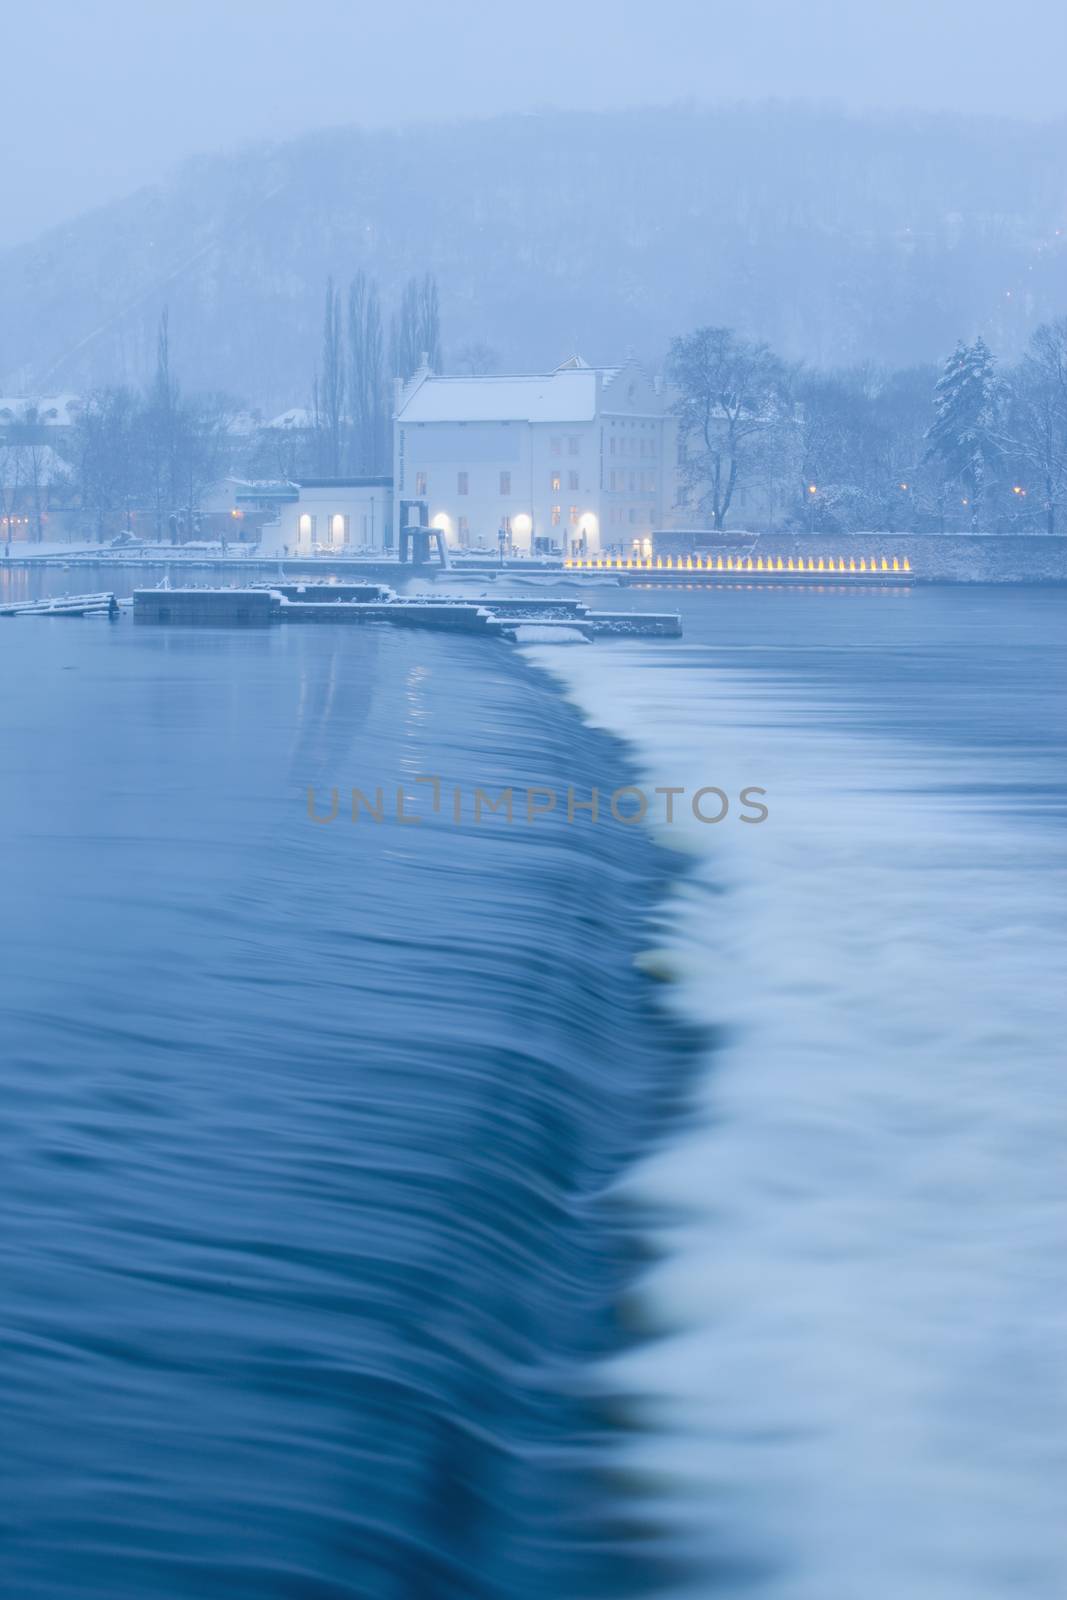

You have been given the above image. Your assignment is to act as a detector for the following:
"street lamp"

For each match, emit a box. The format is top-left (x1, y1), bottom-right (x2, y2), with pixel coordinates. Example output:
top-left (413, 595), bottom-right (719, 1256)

top-left (807, 483), bottom-right (817, 533)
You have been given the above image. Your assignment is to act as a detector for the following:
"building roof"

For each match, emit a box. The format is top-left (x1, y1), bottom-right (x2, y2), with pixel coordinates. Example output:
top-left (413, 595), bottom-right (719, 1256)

top-left (297, 477), bottom-right (393, 489)
top-left (397, 369), bottom-right (600, 425)
top-left (0, 394), bottom-right (81, 426)
top-left (394, 355), bottom-right (665, 425)
top-left (266, 407), bottom-right (314, 430)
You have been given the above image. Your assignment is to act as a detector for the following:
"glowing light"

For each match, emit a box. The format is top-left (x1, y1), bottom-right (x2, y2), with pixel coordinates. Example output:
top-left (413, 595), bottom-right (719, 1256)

top-left (808, 484), bottom-right (817, 495)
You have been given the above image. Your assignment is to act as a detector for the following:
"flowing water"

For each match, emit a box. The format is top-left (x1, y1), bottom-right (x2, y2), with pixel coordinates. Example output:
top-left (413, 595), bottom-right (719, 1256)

top-left (2, 574), bottom-right (1064, 1599)
top-left (0, 616), bottom-right (691, 1599)
top-left (528, 581), bottom-right (1067, 1599)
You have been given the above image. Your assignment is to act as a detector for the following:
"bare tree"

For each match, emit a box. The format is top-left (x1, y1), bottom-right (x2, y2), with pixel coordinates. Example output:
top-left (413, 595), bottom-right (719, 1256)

top-left (66, 387), bottom-right (141, 541)
top-left (453, 340), bottom-right (499, 375)
top-left (1002, 319), bottom-right (1067, 535)
top-left (668, 326), bottom-right (790, 529)
top-left (142, 309), bottom-right (180, 539)
top-left (318, 278), bottom-right (346, 476)
top-left (347, 271), bottom-right (387, 473)
top-left (389, 273), bottom-right (442, 381)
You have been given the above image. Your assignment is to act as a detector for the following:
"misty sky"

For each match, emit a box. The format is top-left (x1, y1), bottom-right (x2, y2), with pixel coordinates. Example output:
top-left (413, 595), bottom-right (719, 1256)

top-left (6, 0), bottom-right (1067, 246)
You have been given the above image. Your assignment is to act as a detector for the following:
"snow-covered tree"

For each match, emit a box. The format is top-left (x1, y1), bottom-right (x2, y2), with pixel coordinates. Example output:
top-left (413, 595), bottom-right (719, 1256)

top-left (924, 338), bottom-right (1000, 526)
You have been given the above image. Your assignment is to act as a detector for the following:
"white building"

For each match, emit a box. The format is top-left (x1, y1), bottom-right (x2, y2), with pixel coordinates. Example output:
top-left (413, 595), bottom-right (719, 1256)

top-left (393, 356), bottom-right (675, 556)
top-left (266, 477), bottom-right (394, 555)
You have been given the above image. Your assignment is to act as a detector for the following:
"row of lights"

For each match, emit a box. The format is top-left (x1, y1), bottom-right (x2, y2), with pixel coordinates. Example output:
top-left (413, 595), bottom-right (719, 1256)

top-left (564, 554), bottom-right (911, 573)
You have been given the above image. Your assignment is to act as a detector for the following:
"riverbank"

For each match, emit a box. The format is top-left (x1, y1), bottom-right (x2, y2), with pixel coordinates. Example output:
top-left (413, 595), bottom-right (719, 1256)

top-left (4, 532), bottom-right (1067, 584)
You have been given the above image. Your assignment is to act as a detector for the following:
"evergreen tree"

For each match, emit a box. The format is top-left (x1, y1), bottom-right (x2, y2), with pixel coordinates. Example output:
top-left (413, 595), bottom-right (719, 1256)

top-left (924, 337), bottom-right (999, 526)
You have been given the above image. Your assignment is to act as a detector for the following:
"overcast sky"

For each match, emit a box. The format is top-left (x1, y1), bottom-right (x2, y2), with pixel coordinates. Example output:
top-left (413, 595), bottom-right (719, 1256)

top-left (5, 0), bottom-right (1066, 245)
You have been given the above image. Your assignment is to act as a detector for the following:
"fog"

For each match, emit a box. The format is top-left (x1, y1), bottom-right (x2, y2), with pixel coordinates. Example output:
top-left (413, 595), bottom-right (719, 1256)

top-left (5, 0), bottom-right (1067, 244)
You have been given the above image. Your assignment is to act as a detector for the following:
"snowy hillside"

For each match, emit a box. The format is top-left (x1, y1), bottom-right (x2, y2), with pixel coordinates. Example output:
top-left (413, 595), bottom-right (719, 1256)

top-left (2, 105), bottom-right (1066, 406)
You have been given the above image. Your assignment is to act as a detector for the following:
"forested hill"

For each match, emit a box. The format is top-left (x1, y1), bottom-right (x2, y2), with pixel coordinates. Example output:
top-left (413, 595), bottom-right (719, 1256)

top-left (3, 104), bottom-right (1066, 407)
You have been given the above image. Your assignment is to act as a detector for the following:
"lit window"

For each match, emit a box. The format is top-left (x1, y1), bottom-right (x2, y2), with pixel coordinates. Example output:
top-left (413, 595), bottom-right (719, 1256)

top-left (331, 513), bottom-right (348, 544)
top-left (568, 470), bottom-right (579, 491)
top-left (550, 437), bottom-right (562, 456)
top-left (415, 471), bottom-right (427, 496)
top-left (298, 512), bottom-right (315, 541)
top-left (457, 471), bottom-right (469, 495)
top-left (499, 471), bottom-right (511, 494)
top-left (568, 436), bottom-right (579, 455)
top-left (569, 506), bottom-right (579, 524)
top-left (551, 505), bottom-right (562, 526)
top-left (550, 472), bottom-right (561, 492)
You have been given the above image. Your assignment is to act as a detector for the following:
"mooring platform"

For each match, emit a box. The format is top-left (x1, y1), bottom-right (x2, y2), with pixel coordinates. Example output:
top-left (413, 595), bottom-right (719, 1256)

top-left (131, 585), bottom-right (682, 639)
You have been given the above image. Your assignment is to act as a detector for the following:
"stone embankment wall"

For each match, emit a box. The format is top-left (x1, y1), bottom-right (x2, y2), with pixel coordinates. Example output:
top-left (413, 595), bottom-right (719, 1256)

top-left (778, 535), bottom-right (1067, 583)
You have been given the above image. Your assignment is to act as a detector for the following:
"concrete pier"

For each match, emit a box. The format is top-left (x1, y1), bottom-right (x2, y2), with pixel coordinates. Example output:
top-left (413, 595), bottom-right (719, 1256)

top-left (132, 586), bottom-right (681, 639)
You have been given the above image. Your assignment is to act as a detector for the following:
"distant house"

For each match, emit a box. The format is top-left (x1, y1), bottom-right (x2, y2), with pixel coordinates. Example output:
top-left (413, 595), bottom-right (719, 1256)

top-left (393, 356), bottom-right (676, 556)
top-left (0, 395), bottom-right (82, 443)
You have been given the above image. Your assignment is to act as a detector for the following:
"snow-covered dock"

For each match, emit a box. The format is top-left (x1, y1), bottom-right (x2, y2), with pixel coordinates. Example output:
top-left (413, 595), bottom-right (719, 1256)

top-left (132, 585), bottom-right (681, 639)
top-left (0, 591), bottom-right (119, 618)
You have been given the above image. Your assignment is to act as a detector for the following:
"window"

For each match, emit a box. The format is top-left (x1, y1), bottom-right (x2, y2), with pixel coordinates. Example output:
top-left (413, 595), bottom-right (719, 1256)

top-left (568, 470), bottom-right (579, 491)
top-left (458, 515), bottom-right (470, 546)
top-left (568, 436), bottom-right (579, 455)
top-left (609, 437), bottom-right (616, 457)
top-left (499, 471), bottom-right (511, 495)
top-left (415, 471), bottom-right (427, 496)
top-left (551, 505), bottom-right (562, 526)
top-left (550, 437), bottom-right (562, 456)
top-left (331, 513), bottom-right (348, 545)
top-left (629, 509), bottom-right (637, 524)
top-left (457, 471), bottom-right (469, 495)
top-left (550, 472), bottom-right (561, 492)
top-left (298, 512), bottom-right (315, 542)
top-left (568, 506), bottom-right (579, 524)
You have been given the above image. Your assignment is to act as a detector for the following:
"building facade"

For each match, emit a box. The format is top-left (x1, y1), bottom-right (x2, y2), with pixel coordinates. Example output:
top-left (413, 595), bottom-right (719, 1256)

top-left (393, 357), bottom-right (675, 556)
top-left (267, 478), bottom-right (394, 555)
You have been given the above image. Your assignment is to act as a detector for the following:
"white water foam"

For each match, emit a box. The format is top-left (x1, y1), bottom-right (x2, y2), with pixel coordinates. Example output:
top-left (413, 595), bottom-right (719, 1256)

top-left (526, 636), bottom-right (1067, 1600)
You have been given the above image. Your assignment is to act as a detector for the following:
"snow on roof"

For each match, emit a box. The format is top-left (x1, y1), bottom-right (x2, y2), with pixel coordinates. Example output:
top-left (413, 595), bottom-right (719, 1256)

top-left (0, 394), bottom-right (81, 425)
top-left (266, 406), bottom-right (314, 429)
top-left (397, 369), bottom-right (600, 424)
